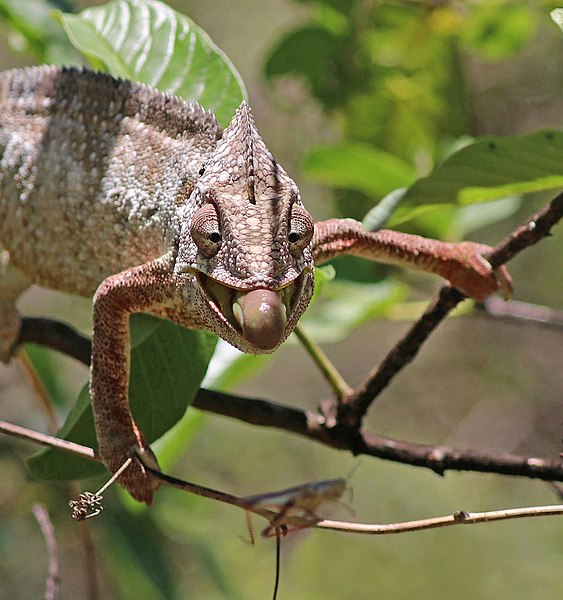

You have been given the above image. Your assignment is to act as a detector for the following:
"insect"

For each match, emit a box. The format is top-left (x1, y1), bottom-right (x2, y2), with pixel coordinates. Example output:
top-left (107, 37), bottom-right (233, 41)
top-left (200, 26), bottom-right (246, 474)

top-left (241, 477), bottom-right (348, 538)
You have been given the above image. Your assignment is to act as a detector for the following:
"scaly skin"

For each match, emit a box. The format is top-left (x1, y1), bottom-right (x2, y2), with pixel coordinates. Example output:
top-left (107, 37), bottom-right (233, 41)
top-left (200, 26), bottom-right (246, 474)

top-left (0, 66), bottom-right (511, 503)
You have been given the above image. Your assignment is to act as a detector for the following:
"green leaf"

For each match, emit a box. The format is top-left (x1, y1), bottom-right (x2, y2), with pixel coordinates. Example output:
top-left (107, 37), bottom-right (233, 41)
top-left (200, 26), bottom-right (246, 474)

top-left (264, 25), bottom-right (346, 105)
top-left (462, 4), bottom-right (537, 61)
top-left (302, 142), bottom-right (415, 197)
top-left (55, 0), bottom-right (245, 126)
top-left (402, 130), bottom-right (563, 207)
top-left (0, 0), bottom-right (76, 62)
top-left (27, 315), bottom-right (217, 480)
top-left (101, 510), bottom-right (175, 600)
top-left (362, 187), bottom-right (408, 231)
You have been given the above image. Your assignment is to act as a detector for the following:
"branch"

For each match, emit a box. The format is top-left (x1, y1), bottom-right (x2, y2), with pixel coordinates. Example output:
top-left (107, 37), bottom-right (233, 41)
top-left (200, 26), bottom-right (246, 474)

top-left (2, 422), bottom-right (562, 537)
top-left (10, 335), bottom-right (563, 483)
top-left (32, 504), bottom-right (60, 600)
top-left (335, 191), bottom-right (563, 428)
top-left (0, 420), bottom-right (98, 460)
top-left (481, 297), bottom-right (563, 328)
top-left (317, 504), bottom-right (563, 535)
top-left (18, 317), bottom-right (92, 365)
top-left (193, 390), bottom-right (563, 481)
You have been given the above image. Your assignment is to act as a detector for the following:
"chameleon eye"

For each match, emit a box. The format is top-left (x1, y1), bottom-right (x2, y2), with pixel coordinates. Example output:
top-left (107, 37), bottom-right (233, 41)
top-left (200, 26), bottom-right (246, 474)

top-left (191, 204), bottom-right (222, 258)
top-left (288, 203), bottom-right (314, 252)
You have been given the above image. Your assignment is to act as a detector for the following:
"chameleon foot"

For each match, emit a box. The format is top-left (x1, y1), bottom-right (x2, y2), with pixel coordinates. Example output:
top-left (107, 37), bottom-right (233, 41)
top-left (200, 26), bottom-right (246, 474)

top-left (100, 442), bottom-right (161, 504)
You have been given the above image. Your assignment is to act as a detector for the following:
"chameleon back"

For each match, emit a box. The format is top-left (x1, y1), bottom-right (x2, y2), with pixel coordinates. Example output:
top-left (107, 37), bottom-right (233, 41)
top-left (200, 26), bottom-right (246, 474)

top-left (0, 66), bottom-right (221, 296)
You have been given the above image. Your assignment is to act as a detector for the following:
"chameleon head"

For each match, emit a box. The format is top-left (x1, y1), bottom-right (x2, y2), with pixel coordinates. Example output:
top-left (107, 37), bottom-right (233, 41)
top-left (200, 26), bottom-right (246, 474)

top-left (175, 101), bottom-right (315, 353)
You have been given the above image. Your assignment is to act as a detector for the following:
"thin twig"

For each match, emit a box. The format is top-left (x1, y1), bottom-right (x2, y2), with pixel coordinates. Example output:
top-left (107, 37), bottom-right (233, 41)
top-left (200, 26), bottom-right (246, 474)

top-left (481, 297), bottom-right (563, 329)
top-left (32, 504), bottom-right (60, 600)
top-left (17, 350), bottom-right (60, 433)
top-left (335, 191), bottom-right (563, 428)
top-left (139, 459), bottom-right (563, 538)
top-left (8, 430), bottom-right (563, 537)
top-left (0, 420), bottom-right (98, 460)
top-left (317, 504), bottom-right (563, 535)
top-left (294, 326), bottom-right (352, 398)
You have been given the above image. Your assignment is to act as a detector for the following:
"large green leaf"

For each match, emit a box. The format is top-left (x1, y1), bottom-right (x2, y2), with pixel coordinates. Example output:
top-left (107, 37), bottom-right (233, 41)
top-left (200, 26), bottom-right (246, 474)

top-left (27, 315), bottom-right (217, 480)
top-left (55, 0), bottom-right (245, 125)
top-left (303, 142), bottom-right (415, 197)
top-left (264, 25), bottom-right (347, 106)
top-left (402, 130), bottom-right (563, 207)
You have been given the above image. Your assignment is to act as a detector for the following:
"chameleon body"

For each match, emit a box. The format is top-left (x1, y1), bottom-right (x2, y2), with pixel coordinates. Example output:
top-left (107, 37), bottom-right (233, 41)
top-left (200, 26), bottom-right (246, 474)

top-left (0, 66), bottom-right (510, 503)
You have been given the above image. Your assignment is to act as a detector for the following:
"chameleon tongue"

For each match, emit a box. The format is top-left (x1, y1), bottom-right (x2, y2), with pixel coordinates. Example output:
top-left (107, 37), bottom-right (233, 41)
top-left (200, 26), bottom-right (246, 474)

top-left (233, 289), bottom-right (287, 350)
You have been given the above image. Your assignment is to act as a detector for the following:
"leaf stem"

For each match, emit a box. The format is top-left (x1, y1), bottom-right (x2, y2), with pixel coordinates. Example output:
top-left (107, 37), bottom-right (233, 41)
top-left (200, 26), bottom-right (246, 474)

top-left (294, 326), bottom-right (352, 399)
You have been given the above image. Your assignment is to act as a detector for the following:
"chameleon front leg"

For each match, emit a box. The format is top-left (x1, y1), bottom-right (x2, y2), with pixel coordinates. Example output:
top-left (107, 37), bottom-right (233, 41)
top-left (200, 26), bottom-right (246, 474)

top-left (91, 253), bottom-right (180, 504)
top-left (313, 219), bottom-right (512, 301)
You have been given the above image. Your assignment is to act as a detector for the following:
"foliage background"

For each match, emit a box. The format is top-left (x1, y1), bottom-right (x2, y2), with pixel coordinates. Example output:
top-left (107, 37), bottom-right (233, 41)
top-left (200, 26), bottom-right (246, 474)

top-left (0, 0), bottom-right (562, 598)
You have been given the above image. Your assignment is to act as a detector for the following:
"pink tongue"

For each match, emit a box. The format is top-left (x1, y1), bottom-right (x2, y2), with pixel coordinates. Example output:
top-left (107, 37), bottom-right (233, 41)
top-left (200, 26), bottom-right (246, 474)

top-left (234, 289), bottom-right (287, 350)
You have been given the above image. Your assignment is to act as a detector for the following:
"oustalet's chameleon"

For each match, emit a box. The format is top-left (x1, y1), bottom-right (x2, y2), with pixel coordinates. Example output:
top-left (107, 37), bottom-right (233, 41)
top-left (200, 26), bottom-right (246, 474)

top-left (0, 66), bottom-right (511, 503)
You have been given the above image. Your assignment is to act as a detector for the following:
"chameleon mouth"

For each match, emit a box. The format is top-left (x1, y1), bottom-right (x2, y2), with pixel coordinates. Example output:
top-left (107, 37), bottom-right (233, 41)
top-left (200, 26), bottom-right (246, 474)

top-left (197, 271), bottom-right (308, 351)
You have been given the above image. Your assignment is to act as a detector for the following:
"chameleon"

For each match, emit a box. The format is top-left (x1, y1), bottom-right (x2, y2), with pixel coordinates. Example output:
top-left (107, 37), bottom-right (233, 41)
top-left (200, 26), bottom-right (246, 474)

top-left (0, 65), bottom-right (511, 504)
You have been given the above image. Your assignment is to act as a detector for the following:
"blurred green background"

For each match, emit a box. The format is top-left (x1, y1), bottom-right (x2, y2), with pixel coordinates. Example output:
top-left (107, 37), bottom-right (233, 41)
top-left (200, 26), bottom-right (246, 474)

top-left (0, 1), bottom-right (562, 598)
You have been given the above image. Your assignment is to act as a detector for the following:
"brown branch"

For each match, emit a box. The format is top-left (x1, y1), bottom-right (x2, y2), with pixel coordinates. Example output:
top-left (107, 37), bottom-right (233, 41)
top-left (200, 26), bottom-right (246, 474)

top-left (18, 317), bottom-right (92, 365)
top-left (3, 423), bottom-right (563, 537)
top-left (334, 191), bottom-right (563, 428)
top-left (4, 355), bottom-right (563, 482)
top-left (193, 389), bottom-right (563, 481)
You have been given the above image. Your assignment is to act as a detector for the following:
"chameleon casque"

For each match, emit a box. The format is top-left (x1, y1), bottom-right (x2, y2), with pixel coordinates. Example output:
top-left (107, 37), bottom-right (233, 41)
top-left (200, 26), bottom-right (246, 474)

top-left (0, 66), bottom-right (511, 504)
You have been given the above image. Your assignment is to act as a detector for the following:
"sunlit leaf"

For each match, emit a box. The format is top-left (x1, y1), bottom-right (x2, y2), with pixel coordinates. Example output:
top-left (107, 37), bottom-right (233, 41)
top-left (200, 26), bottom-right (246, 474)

top-left (403, 130), bottom-right (563, 206)
top-left (55, 0), bottom-right (245, 125)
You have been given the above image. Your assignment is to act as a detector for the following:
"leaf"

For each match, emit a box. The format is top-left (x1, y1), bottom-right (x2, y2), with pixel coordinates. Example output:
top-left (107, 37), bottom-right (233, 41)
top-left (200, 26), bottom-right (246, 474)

top-left (264, 25), bottom-right (346, 105)
top-left (302, 142), bottom-right (415, 197)
top-left (0, 0), bottom-right (76, 62)
top-left (462, 4), bottom-right (537, 60)
top-left (27, 315), bottom-right (217, 480)
top-left (402, 130), bottom-right (563, 206)
top-left (362, 187), bottom-right (408, 231)
top-left (101, 510), bottom-right (176, 600)
top-left (552, 8), bottom-right (563, 32)
top-left (55, 0), bottom-right (245, 125)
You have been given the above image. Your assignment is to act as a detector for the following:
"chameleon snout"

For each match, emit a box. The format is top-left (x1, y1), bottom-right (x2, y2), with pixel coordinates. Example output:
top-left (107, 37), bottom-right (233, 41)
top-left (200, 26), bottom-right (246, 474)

top-left (233, 288), bottom-right (287, 350)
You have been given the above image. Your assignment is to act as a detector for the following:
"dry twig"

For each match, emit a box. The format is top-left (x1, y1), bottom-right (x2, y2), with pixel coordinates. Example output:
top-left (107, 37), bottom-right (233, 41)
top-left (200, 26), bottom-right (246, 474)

top-left (32, 504), bottom-right (60, 600)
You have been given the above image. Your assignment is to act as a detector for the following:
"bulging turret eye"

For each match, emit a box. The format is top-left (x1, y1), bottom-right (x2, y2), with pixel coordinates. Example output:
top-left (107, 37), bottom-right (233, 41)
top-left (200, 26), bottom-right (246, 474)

top-left (288, 203), bottom-right (314, 252)
top-left (191, 204), bottom-right (222, 258)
